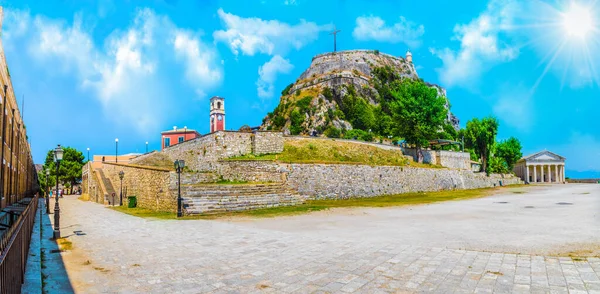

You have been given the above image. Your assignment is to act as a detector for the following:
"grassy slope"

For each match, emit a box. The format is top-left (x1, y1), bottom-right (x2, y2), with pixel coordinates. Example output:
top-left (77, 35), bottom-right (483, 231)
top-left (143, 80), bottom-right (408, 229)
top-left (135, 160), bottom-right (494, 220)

top-left (228, 138), bottom-right (409, 166)
top-left (109, 186), bottom-right (522, 220)
top-left (132, 152), bottom-right (174, 169)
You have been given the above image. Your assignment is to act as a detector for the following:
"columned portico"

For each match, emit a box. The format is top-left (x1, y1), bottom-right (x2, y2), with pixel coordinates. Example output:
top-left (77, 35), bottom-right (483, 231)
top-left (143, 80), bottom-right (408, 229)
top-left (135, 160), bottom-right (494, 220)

top-left (514, 151), bottom-right (566, 184)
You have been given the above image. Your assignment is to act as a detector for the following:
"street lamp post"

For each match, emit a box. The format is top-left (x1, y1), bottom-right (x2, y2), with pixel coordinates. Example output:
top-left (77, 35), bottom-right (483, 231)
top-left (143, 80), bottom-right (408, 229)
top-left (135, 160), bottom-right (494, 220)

top-left (45, 169), bottom-right (50, 214)
top-left (184, 126), bottom-right (187, 143)
top-left (115, 138), bottom-right (118, 163)
top-left (145, 142), bottom-right (148, 153)
top-left (174, 159), bottom-right (185, 217)
top-left (119, 171), bottom-right (124, 206)
top-left (87, 147), bottom-right (90, 162)
top-left (53, 144), bottom-right (64, 239)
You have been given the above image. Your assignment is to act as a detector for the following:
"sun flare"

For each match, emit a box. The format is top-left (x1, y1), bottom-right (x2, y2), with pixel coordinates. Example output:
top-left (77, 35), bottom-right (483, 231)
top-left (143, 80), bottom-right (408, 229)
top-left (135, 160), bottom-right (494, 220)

top-left (562, 3), bottom-right (594, 38)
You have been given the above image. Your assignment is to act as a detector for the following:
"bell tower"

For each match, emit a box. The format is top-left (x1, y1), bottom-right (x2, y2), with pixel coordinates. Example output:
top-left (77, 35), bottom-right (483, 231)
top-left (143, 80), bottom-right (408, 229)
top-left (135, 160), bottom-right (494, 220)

top-left (210, 96), bottom-right (225, 133)
top-left (406, 50), bottom-right (412, 63)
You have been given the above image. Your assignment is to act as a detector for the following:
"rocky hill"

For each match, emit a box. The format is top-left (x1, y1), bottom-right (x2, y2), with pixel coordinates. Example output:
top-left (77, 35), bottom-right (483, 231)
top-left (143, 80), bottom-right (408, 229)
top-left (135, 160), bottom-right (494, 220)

top-left (261, 50), bottom-right (460, 138)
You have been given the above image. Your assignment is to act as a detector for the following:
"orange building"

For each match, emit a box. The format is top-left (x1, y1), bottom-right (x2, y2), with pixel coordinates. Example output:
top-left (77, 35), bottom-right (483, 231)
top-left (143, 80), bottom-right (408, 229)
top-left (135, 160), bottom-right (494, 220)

top-left (161, 127), bottom-right (201, 150)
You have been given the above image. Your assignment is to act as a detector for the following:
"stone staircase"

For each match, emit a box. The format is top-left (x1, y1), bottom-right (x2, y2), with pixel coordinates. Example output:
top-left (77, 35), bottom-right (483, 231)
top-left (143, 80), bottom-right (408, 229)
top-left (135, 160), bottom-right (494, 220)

top-left (97, 169), bottom-right (117, 205)
top-left (182, 183), bottom-right (305, 215)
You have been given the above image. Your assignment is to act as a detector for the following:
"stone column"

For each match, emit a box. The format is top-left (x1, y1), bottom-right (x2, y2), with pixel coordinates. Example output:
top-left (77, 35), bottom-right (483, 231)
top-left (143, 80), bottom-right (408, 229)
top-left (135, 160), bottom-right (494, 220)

top-left (547, 165), bottom-right (550, 182)
top-left (525, 165), bottom-right (529, 182)
top-left (554, 164), bottom-right (558, 183)
top-left (541, 165), bottom-right (545, 183)
top-left (533, 165), bottom-right (537, 183)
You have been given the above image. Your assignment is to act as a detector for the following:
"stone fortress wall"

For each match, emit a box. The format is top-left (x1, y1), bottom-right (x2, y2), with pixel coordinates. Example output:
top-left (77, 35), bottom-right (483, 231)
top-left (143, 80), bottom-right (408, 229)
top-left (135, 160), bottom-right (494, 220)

top-left (218, 161), bottom-right (520, 200)
top-left (103, 163), bottom-right (176, 212)
top-left (87, 130), bottom-right (520, 214)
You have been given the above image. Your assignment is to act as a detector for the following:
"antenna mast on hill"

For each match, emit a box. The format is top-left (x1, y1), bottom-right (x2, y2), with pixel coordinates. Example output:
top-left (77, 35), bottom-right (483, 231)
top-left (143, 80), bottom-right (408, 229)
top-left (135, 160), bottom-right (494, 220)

top-left (330, 26), bottom-right (341, 52)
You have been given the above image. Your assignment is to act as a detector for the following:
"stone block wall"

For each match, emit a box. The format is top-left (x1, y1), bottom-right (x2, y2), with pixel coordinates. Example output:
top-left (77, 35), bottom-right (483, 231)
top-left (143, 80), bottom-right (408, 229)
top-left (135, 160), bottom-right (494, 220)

top-left (402, 148), bottom-right (470, 170)
top-left (102, 163), bottom-right (176, 212)
top-left (401, 148), bottom-right (437, 165)
top-left (283, 163), bottom-right (521, 199)
top-left (157, 131), bottom-right (284, 172)
top-left (216, 161), bottom-right (286, 183)
top-left (161, 131), bottom-right (254, 172)
top-left (252, 131), bottom-right (284, 155)
top-left (437, 151), bottom-right (470, 170)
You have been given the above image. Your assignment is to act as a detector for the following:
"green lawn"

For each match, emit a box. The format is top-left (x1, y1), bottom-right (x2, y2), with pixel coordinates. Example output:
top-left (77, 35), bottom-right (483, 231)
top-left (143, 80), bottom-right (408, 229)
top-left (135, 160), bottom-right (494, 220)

top-left (110, 186), bottom-right (516, 220)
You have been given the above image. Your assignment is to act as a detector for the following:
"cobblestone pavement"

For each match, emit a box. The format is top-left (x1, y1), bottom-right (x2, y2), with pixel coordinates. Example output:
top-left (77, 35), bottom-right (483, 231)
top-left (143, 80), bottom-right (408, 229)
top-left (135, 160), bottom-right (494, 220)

top-left (53, 184), bottom-right (600, 293)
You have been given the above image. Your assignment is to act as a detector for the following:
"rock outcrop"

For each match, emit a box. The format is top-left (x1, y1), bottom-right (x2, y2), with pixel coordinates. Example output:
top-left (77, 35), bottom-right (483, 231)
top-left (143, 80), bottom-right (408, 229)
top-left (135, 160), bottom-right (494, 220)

top-left (261, 50), bottom-right (460, 136)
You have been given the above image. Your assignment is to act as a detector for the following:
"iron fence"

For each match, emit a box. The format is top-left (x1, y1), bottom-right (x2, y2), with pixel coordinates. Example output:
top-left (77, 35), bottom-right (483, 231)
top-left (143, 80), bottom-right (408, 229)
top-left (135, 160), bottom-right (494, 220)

top-left (0, 194), bottom-right (38, 293)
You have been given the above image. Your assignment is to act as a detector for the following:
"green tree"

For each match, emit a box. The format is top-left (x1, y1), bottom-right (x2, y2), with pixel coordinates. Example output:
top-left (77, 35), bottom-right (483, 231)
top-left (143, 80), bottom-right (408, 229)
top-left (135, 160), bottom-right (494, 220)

top-left (289, 109), bottom-right (304, 135)
top-left (464, 117), bottom-right (499, 173)
top-left (495, 137), bottom-right (523, 171)
top-left (488, 155), bottom-right (509, 174)
top-left (390, 79), bottom-right (448, 162)
top-left (43, 146), bottom-right (85, 194)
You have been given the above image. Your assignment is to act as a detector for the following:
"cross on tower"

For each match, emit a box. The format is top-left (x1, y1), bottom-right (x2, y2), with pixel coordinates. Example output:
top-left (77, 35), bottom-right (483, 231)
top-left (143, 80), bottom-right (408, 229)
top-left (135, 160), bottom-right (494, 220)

top-left (330, 26), bottom-right (341, 52)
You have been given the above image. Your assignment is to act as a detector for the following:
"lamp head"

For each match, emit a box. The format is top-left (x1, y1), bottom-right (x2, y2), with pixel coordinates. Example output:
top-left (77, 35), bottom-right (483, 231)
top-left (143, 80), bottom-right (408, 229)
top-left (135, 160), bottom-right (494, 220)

top-left (119, 170), bottom-right (124, 180)
top-left (115, 138), bottom-right (119, 142)
top-left (54, 144), bottom-right (64, 162)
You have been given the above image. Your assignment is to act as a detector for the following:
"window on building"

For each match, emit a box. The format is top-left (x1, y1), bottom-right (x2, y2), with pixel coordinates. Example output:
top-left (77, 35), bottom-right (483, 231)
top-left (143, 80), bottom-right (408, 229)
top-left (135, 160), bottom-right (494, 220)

top-left (217, 102), bottom-right (221, 109)
top-left (178, 136), bottom-right (184, 143)
top-left (164, 137), bottom-right (171, 147)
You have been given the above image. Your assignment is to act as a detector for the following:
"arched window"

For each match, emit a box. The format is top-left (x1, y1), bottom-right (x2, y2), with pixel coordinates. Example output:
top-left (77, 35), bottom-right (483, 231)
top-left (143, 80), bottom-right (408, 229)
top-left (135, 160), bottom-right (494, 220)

top-left (217, 102), bottom-right (221, 109)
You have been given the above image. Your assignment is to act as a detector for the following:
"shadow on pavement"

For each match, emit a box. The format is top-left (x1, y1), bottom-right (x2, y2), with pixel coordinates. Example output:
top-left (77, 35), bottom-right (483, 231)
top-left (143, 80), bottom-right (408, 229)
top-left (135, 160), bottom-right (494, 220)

top-left (40, 200), bottom-right (75, 294)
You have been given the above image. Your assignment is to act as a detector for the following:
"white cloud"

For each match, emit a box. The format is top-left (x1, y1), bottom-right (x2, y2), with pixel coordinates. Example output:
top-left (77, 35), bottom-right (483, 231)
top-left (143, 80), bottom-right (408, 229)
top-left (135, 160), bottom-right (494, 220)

top-left (213, 8), bottom-right (331, 56)
top-left (256, 55), bottom-right (293, 99)
top-left (492, 84), bottom-right (534, 132)
top-left (430, 0), bottom-right (519, 88)
top-left (5, 8), bottom-right (222, 133)
top-left (353, 16), bottom-right (424, 48)
top-left (284, 0), bottom-right (297, 4)
top-left (173, 30), bottom-right (223, 98)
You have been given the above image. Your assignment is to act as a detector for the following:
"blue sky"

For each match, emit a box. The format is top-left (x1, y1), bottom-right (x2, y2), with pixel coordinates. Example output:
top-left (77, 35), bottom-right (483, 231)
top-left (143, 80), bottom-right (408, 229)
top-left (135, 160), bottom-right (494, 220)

top-left (2, 0), bottom-right (599, 178)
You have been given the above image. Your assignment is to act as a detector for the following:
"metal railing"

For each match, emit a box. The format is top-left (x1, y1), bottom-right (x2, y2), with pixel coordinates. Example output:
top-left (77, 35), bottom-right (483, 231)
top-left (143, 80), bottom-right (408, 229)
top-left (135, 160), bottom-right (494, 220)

top-left (0, 194), bottom-right (38, 293)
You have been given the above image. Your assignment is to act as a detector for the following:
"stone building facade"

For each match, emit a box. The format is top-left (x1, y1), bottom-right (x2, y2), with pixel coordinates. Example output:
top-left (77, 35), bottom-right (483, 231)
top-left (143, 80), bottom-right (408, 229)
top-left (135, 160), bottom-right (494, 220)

top-left (513, 150), bottom-right (566, 183)
top-left (0, 8), bottom-right (38, 207)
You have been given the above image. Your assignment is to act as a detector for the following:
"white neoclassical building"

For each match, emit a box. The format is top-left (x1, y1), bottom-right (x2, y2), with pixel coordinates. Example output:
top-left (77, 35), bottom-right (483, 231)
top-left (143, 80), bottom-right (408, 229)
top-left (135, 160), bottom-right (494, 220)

top-left (513, 150), bottom-right (566, 183)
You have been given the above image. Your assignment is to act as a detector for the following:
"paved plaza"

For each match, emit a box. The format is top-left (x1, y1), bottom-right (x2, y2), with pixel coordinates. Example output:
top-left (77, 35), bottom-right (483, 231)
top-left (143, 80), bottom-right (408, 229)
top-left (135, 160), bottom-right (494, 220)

top-left (45, 184), bottom-right (600, 293)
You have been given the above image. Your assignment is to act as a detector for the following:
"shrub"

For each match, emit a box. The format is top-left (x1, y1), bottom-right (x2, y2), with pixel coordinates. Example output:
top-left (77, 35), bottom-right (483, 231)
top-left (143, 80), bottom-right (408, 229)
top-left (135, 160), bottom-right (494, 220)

top-left (290, 110), bottom-right (304, 135)
top-left (281, 83), bottom-right (294, 96)
top-left (322, 87), bottom-right (333, 101)
top-left (324, 126), bottom-right (341, 138)
top-left (343, 129), bottom-right (373, 141)
top-left (296, 96), bottom-right (313, 112)
top-left (272, 116), bottom-right (286, 128)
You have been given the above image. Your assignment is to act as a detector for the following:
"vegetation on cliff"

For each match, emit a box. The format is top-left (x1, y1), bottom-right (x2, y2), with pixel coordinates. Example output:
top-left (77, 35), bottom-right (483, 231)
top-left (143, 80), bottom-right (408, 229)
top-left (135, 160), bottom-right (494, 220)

top-left (262, 57), bottom-right (457, 145)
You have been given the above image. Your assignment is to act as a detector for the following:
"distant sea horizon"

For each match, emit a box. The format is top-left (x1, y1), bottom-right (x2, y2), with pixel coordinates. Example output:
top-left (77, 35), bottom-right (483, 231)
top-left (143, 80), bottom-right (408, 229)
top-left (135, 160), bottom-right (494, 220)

top-left (566, 170), bottom-right (600, 179)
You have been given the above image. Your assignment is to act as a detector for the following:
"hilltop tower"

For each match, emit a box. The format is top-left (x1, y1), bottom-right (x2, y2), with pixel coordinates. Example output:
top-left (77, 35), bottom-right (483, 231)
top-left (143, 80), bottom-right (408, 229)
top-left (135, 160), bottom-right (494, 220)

top-left (406, 50), bottom-right (412, 63)
top-left (210, 96), bottom-right (225, 133)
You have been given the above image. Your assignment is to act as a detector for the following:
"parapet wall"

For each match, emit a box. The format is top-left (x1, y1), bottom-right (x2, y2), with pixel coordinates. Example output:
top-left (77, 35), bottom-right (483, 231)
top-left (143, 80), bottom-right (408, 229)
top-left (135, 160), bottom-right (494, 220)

top-left (160, 131), bottom-right (284, 172)
top-left (252, 132), bottom-right (284, 155)
top-left (402, 148), bottom-right (470, 170)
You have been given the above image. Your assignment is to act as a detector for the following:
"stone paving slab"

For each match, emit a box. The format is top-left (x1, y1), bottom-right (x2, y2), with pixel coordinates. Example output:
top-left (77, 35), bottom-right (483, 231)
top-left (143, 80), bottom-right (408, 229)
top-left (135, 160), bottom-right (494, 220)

top-left (31, 185), bottom-right (600, 293)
